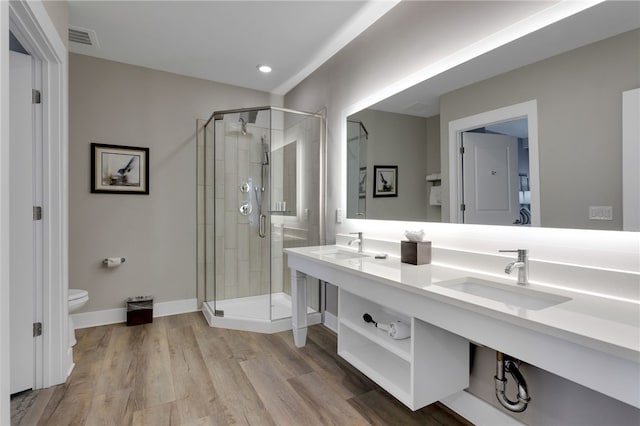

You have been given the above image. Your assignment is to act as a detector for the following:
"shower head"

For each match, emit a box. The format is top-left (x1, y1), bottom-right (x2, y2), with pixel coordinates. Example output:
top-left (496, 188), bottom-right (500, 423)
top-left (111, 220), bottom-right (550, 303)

top-left (239, 110), bottom-right (258, 124)
top-left (238, 110), bottom-right (257, 136)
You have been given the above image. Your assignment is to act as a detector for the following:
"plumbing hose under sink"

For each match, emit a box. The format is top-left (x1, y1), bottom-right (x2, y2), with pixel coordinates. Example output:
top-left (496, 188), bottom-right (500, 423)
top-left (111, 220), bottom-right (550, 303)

top-left (495, 351), bottom-right (531, 412)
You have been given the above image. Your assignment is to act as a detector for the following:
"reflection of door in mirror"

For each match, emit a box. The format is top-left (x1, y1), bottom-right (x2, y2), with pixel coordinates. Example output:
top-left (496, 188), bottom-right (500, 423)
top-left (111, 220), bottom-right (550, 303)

top-left (448, 100), bottom-right (540, 227)
top-left (461, 131), bottom-right (521, 225)
top-left (347, 120), bottom-right (368, 218)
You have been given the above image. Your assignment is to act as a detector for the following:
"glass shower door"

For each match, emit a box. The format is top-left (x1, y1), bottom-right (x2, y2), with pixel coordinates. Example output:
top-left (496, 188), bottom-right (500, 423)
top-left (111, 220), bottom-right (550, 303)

top-left (211, 109), bottom-right (271, 321)
top-left (271, 109), bottom-right (322, 321)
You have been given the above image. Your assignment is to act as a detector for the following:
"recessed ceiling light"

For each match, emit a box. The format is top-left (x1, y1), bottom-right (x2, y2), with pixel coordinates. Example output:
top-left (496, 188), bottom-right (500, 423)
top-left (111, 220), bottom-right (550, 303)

top-left (257, 64), bottom-right (272, 73)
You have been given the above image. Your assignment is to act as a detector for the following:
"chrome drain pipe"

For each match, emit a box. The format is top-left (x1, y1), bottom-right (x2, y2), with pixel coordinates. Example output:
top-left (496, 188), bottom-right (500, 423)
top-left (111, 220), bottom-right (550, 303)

top-left (495, 351), bottom-right (531, 412)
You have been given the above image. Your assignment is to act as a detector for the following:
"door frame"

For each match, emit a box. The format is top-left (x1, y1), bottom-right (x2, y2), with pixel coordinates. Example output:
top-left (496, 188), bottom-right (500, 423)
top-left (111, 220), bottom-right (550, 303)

top-left (447, 99), bottom-right (541, 226)
top-left (1, 1), bottom-right (68, 419)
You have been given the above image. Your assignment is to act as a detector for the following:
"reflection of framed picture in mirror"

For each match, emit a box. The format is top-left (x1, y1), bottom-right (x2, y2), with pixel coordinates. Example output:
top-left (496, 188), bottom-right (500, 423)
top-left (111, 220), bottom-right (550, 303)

top-left (373, 165), bottom-right (397, 197)
top-left (359, 167), bottom-right (366, 198)
top-left (91, 143), bottom-right (149, 194)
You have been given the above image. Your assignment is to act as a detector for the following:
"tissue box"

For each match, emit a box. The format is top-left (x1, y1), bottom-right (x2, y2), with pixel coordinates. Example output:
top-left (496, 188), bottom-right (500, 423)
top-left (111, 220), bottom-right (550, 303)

top-left (401, 241), bottom-right (431, 265)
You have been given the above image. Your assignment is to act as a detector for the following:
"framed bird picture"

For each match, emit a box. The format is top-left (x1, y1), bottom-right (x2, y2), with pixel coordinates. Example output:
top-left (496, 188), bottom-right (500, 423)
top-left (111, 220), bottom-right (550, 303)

top-left (373, 165), bottom-right (397, 198)
top-left (91, 143), bottom-right (149, 194)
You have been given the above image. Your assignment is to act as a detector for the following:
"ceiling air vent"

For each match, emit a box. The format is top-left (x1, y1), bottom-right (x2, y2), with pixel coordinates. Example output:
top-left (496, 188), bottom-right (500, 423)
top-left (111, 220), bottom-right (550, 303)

top-left (68, 26), bottom-right (99, 47)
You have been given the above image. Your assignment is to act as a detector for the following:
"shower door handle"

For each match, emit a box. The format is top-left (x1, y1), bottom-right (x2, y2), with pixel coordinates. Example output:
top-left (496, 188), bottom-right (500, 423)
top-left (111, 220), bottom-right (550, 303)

top-left (259, 213), bottom-right (266, 238)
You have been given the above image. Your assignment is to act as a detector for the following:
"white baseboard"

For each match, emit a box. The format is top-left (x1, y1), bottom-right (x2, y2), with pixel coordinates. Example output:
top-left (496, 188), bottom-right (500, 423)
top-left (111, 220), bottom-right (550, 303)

top-left (153, 298), bottom-right (199, 317)
top-left (72, 298), bottom-right (198, 329)
top-left (441, 390), bottom-right (523, 426)
top-left (323, 311), bottom-right (338, 333)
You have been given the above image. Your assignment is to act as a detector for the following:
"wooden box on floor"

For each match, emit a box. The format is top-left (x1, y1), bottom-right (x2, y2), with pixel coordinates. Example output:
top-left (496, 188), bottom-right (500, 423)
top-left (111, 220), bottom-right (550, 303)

top-left (126, 296), bottom-right (153, 326)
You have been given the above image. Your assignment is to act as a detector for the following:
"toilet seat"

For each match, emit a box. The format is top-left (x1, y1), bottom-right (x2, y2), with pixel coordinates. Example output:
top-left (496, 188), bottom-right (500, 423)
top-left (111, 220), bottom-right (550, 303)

top-left (69, 289), bottom-right (88, 302)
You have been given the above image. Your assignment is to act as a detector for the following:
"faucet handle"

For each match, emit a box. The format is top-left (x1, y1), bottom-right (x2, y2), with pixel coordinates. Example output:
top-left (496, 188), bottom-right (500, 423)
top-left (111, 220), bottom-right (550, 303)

top-left (499, 249), bottom-right (528, 259)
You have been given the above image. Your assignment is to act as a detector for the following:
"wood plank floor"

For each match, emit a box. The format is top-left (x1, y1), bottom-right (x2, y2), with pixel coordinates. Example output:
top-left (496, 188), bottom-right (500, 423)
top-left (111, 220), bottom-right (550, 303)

top-left (12, 312), bottom-right (473, 426)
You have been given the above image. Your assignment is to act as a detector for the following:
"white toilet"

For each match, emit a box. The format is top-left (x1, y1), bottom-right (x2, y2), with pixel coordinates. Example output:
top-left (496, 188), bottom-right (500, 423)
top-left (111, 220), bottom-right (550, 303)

top-left (68, 289), bottom-right (89, 346)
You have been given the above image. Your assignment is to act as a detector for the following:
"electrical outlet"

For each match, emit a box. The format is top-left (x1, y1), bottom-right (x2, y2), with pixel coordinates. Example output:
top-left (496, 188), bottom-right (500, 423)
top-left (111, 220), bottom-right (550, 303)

top-left (589, 206), bottom-right (613, 220)
top-left (336, 208), bottom-right (344, 224)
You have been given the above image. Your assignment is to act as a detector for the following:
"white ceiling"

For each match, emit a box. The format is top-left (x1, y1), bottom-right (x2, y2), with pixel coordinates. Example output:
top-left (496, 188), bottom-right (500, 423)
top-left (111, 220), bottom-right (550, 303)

top-left (68, 0), bottom-right (399, 95)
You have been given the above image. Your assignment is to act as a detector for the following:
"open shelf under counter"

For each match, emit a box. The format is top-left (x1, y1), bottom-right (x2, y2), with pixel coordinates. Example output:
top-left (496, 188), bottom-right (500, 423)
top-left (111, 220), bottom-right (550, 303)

top-left (338, 288), bottom-right (469, 411)
top-left (340, 318), bottom-right (411, 362)
top-left (339, 292), bottom-right (412, 361)
top-left (338, 327), bottom-right (412, 405)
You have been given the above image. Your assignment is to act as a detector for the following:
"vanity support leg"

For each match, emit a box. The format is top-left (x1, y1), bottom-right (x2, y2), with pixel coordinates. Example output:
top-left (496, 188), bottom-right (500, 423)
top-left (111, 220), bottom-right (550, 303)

top-left (291, 269), bottom-right (308, 347)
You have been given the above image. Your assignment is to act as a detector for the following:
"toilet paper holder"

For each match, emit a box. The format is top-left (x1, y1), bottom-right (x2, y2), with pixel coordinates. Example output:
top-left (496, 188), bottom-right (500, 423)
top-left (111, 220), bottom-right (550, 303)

top-left (103, 257), bottom-right (126, 265)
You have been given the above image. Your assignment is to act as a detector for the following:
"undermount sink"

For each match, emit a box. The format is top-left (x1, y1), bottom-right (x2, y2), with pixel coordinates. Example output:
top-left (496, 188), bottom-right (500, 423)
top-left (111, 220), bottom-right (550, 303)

top-left (436, 277), bottom-right (571, 310)
top-left (311, 249), bottom-right (369, 260)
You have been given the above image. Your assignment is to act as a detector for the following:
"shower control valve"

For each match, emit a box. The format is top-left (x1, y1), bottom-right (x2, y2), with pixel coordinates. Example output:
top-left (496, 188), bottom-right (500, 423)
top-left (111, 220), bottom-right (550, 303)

top-left (239, 202), bottom-right (252, 216)
top-left (240, 182), bottom-right (251, 193)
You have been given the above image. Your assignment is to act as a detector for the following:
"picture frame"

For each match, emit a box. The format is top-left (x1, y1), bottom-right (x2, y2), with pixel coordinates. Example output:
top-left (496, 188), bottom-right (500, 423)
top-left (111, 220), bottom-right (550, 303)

top-left (91, 143), bottom-right (149, 194)
top-left (373, 165), bottom-right (397, 197)
top-left (358, 167), bottom-right (366, 199)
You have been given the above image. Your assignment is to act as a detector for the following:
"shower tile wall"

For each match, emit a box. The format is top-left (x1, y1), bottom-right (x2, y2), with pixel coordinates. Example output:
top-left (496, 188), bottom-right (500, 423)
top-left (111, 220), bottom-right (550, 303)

top-left (217, 122), bottom-right (272, 301)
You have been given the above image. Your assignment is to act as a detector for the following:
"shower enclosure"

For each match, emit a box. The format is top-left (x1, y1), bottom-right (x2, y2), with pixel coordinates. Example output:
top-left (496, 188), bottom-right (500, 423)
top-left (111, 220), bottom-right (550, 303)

top-left (200, 106), bottom-right (324, 333)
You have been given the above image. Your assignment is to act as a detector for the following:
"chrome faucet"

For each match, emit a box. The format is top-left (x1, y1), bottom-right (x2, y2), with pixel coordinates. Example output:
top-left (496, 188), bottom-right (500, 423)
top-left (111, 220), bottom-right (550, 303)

top-left (348, 232), bottom-right (363, 253)
top-left (499, 249), bottom-right (529, 285)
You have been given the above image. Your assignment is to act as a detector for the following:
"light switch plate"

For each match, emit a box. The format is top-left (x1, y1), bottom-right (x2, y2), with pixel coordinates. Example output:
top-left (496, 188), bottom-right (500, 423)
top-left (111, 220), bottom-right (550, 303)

top-left (336, 208), bottom-right (344, 223)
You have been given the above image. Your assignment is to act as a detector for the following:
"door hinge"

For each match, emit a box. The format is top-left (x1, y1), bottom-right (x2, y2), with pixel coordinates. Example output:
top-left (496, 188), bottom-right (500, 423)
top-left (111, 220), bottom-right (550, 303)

top-left (33, 206), bottom-right (42, 221)
top-left (33, 322), bottom-right (42, 337)
top-left (460, 203), bottom-right (466, 211)
top-left (459, 147), bottom-right (465, 155)
top-left (32, 89), bottom-right (41, 104)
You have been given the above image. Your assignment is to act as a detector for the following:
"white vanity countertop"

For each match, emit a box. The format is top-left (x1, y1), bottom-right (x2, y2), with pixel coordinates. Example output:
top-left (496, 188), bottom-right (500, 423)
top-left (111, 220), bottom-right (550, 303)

top-left (284, 245), bottom-right (640, 362)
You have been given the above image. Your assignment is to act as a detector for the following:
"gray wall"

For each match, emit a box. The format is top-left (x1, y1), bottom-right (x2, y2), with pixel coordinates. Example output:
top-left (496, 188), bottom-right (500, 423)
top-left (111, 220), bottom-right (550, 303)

top-left (349, 109), bottom-right (430, 221)
top-left (283, 2), bottom-right (639, 424)
top-left (440, 29), bottom-right (640, 230)
top-left (69, 53), bottom-right (270, 312)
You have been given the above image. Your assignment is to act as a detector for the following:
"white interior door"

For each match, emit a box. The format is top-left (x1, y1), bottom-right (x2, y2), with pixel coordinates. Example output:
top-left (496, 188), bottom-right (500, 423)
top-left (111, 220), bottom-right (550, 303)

top-left (462, 132), bottom-right (520, 225)
top-left (9, 50), bottom-right (35, 394)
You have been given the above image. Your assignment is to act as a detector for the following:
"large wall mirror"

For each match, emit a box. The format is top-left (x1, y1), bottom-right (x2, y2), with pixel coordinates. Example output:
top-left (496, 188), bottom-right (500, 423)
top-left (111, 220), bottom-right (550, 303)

top-left (346, 1), bottom-right (640, 231)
